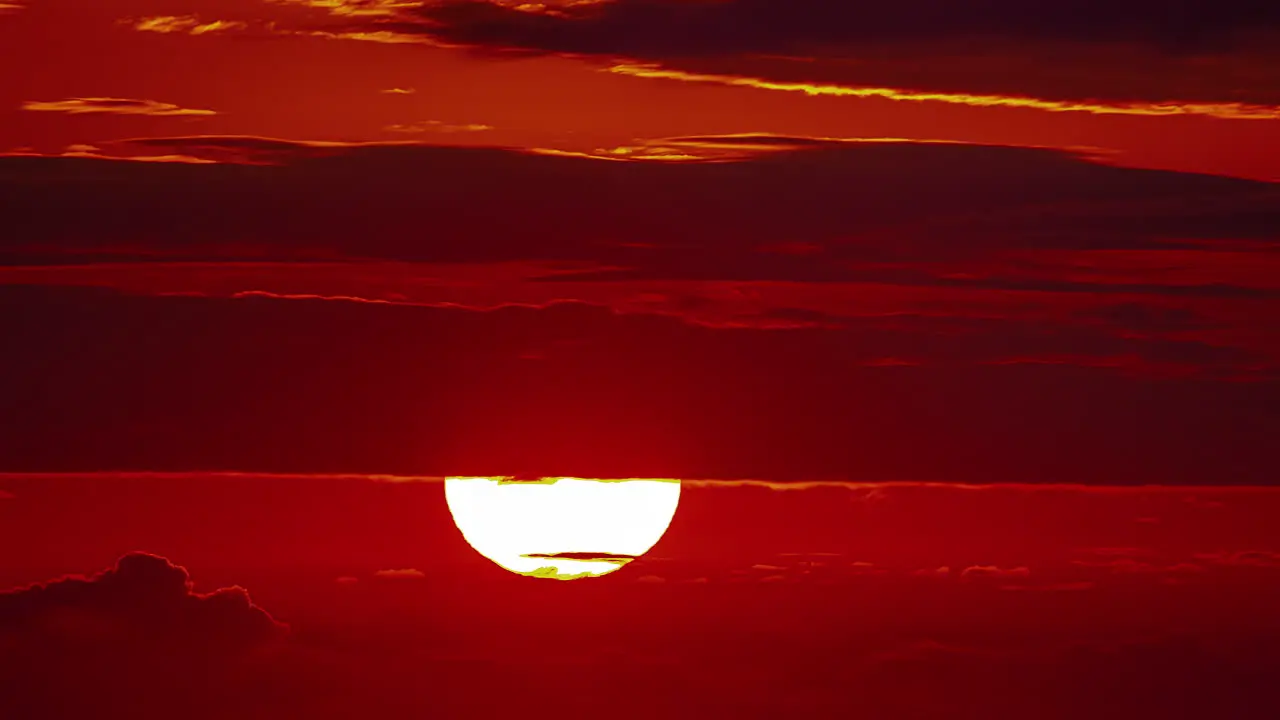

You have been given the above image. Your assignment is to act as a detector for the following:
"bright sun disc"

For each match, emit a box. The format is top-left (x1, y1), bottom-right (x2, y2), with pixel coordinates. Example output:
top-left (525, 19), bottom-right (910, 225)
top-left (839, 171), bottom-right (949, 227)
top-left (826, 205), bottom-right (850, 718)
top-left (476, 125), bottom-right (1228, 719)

top-left (444, 477), bottom-right (682, 580)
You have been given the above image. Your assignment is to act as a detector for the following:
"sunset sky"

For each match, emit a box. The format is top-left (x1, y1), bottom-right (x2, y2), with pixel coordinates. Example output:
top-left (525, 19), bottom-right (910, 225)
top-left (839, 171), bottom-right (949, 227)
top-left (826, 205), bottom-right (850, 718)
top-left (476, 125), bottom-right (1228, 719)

top-left (2, 2), bottom-right (1279, 718)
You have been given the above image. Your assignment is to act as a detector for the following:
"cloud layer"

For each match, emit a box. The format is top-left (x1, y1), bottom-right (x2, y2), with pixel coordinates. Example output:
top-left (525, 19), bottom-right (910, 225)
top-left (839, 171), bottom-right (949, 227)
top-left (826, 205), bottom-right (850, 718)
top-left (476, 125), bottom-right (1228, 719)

top-left (0, 137), bottom-right (1275, 483)
top-left (296, 0), bottom-right (1280, 116)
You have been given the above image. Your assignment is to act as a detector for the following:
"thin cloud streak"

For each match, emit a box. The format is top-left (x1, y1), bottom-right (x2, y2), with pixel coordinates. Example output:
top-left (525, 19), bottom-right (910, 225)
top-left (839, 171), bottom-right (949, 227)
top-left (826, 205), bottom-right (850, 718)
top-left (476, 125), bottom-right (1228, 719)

top-left (606, 64), bottom-right (1280, 120)
top-left (384, 120), bottom-right (493, 133)
top-left (21, 98), bottom-right (217, 117)
top-left (4, 471), bottom-right (1280, 495)
top-left (131, 16), bottom-right (247, 35)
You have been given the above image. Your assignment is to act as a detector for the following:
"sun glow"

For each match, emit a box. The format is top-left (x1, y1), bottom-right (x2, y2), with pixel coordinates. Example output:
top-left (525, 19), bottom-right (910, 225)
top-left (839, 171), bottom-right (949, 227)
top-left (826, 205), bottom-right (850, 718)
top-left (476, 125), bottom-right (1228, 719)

top-left (444, 477), bottom-right (681, 580)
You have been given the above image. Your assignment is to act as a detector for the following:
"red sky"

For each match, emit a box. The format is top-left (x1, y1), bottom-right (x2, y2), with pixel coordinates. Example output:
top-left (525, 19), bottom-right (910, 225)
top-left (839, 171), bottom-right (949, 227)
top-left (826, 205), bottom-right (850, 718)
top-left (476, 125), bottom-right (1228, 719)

top-left (2, 0), bottom-right (1279, 180)
top-left (2, 2), bottom-right (1279, 718)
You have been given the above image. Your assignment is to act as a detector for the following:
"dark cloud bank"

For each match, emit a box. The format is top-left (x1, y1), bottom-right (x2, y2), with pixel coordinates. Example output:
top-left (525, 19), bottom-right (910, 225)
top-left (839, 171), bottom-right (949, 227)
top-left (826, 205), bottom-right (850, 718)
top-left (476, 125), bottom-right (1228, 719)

top-left (0, 139), bottom-right (1276, 484)
top-left (329, 0), bottom-right (1280, 110)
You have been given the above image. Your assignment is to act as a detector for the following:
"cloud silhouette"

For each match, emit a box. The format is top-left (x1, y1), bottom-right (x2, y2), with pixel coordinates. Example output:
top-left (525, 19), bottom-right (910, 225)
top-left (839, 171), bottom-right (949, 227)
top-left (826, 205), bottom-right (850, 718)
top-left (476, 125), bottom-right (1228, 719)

top-left (0, 552), bottom-right (286, 652)
top-left (0, 554), bottom-right (287, 719)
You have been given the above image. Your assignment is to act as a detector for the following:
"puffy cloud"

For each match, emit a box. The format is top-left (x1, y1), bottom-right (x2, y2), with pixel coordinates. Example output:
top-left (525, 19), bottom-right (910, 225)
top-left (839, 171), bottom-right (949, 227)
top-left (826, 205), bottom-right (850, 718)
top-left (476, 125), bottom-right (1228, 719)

top-left (0, 552), bottom-right (286, 652)
top-left (0, 554), bottom-right (293, 719)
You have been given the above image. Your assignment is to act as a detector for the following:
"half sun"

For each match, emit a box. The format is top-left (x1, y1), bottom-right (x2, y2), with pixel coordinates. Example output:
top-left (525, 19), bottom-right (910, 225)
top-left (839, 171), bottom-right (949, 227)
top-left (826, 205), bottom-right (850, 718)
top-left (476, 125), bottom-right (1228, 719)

top-left (444, 477), bottom-right (682, 580)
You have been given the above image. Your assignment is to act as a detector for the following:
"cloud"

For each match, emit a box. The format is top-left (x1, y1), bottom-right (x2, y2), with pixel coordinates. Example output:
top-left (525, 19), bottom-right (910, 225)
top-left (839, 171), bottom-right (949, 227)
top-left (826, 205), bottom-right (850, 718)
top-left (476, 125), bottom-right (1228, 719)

top-left (6, 135), bottom-right (1275, 267)
top-left (20, 98), bottom-right (217, 117)
top-left (2, 131), bottom-right (1269, 381)
top-left (131, 15), bottom-right (247, 35)
top-left (380, 87), bottom-right (416, 94)
top-left (604, 64), bottom-right (1280, 120)
top-left (1193, 550), bottom-right (1280, 568)
top-left (0, 284), bottom-right (1273, 485)
top-left (0, 553), bottom-right (286, 652)
top-left (1, 138), bottom-right (1276, 484)
top-left (960, 565), bottom-right (1032, 581)
top-left (384, 119), bottom-right (493, 133)
top-left (1070, 557), bottom-right (1204, 575)
top-left (306, 0), bottom-right (1280, 117)
top-left (267, 0), bottom-right (424, 17)
top-left (372, 568), bottom-right (426, 579)
top-left (2, 137), bottom-right (1273, 380)
top-left (0, 554), bottom-right (290, 719)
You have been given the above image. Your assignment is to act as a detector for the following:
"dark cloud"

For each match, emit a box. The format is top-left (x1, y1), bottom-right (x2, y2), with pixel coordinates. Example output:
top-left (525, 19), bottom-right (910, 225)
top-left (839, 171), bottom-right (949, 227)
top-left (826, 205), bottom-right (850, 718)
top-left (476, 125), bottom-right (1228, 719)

top-left (412, 0), bottom-right (1280, 56)
top-left (2, 137), bottom-right (1276, 273)
top-left (0, 553), bottom-right (286, 718)
top-left (1, 285), bottom-right (1276, 484)
top-left (0, 552), bottom-right (285, 651)
top-left (324, 0), bottom-right (1280, 112)
top-left (1, 139), bottom-right (1276, 484)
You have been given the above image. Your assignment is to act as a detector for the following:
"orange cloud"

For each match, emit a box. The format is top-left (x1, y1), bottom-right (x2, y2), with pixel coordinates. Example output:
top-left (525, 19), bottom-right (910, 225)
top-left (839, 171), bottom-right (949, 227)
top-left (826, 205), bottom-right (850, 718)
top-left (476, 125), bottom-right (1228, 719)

top-left (132, 15), bottom-right (247, 35)
top-left (298, 28), bottom-right (439, 44)
top-left (21, 98), bottom-right (217, 117)
top-left (380, 87), bottom-right (416, 94)
top-left (267, 0), bottom-right (425, 17)
top-left (384, 119), bottom-right (493, 133)
top-left (606, 63), bottom-right (1280, 120)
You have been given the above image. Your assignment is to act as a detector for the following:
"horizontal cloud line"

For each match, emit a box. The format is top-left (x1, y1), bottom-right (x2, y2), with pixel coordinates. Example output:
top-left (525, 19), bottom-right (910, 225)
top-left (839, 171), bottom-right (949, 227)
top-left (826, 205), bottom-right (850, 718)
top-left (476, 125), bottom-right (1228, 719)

top-left (21, 97), bottom-right (217, 117)
top-left (2, 471), bottom-right (1279, 494)
top-left (606, 64), bottom-right (1280, 120)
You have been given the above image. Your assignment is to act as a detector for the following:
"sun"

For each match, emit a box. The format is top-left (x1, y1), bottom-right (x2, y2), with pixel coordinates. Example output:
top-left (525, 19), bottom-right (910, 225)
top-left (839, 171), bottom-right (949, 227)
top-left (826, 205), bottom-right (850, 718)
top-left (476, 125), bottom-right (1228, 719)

top-left (444, 477), bottom-right (682, 580)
